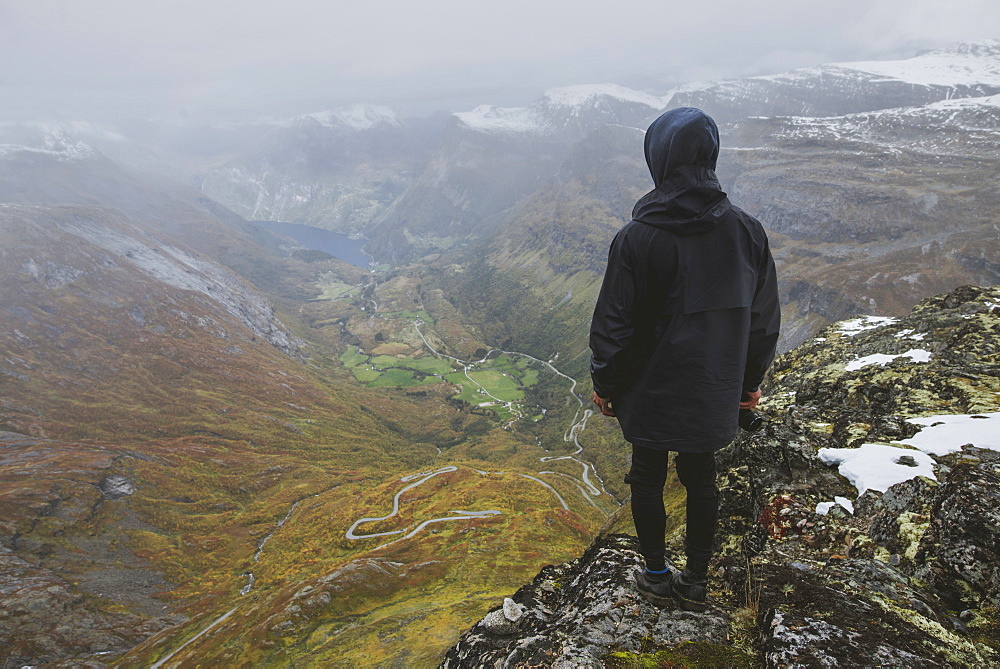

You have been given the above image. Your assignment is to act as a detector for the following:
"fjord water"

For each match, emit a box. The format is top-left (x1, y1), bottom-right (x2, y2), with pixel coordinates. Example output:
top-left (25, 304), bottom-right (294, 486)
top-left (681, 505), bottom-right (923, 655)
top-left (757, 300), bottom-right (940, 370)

top-left (255, 220), bottom-right (371, 268)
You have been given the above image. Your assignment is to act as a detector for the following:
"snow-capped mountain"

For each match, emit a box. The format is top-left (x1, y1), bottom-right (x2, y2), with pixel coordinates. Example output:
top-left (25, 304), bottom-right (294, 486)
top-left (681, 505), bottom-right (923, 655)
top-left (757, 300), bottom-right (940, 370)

top-left (401, 40), bottom-right (1000, 359)
top-left (296, 104), bottom-right (403, 131)
top-left (669, 40), bottom-right (1000, 122)
top-left (830, 40), bottom-right (1000, 88)
top-left (0, 123), bottom-right (103, 161)
top-left (455, 84), bottom-right (665, 135)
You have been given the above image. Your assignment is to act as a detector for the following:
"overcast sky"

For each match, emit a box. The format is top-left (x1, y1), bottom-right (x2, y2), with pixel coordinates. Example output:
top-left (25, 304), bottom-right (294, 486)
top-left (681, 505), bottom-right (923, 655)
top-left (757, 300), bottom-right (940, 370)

top-left (1, 0), bottom-right (997, 122)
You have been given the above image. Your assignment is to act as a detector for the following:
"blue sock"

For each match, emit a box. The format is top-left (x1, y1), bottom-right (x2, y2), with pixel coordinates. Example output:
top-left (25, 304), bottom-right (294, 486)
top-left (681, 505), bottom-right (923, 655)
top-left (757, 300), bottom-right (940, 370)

top-left (645, 567), bottom-right (670, 574)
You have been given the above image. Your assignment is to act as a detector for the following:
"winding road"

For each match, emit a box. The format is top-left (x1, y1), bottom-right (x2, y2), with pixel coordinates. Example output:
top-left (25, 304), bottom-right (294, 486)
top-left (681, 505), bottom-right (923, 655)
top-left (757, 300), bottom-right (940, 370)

top-left (411, 319), bottom-right (608, 499)
top-left (341, 318), bottom-right (611, 552)
top-left (345, 465), bottom-right (504, 550)
top-left (151, 275), bottom-right (612, 665)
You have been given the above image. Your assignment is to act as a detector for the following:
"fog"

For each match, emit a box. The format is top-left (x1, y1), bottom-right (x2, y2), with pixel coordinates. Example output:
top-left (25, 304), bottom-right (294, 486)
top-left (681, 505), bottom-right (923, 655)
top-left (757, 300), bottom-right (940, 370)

top-left (1, 0), bottom-right (997, 122)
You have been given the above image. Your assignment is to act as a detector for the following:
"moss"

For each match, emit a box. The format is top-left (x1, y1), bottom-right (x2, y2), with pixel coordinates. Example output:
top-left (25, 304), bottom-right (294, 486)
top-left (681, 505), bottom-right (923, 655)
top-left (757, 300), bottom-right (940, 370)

top-left (606, 640), bottom-right (756, 668)
top-left (844, 422), bottom-right (873, 444)
top-left (968, 606), bottom-right (1000, 652)
top-left (896, 511), bottom-right (930, 561)
top-left (870, 590), bottom-right (991, 665)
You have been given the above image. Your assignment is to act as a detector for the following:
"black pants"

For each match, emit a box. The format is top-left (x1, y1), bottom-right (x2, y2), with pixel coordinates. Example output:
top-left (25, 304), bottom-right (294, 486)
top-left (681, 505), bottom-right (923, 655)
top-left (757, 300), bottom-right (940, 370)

top-left (625, 444), bottom-right (718, 574)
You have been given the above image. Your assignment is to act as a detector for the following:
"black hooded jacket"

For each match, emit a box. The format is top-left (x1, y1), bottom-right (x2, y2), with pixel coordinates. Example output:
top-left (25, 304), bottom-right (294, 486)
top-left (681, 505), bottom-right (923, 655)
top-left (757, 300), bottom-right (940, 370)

top-left (589, 108), bottom-right (780, 452)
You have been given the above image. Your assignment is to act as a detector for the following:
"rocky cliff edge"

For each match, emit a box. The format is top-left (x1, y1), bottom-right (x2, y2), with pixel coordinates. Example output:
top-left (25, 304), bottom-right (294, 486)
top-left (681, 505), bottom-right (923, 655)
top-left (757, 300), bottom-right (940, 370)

top-left (443, 285), bottom-right (1000, 667)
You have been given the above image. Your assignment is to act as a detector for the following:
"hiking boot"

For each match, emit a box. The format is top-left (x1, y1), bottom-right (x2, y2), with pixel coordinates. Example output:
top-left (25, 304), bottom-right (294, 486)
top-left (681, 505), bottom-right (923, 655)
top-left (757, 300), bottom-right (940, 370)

top-left (636, 569), bottom-right (673, 607)
top-left (670, 569), bottom-right (708, 612)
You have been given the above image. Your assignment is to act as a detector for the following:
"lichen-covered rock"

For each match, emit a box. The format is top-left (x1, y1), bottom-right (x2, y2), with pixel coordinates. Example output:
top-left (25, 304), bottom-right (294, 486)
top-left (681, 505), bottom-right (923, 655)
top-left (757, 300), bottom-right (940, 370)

top-left (757, 557), bottom-right (991, 667)
top-left (441, 535), bottom-right (735, 668)
top-left (444, 286), bottom-right (1000, 667)
top-left (914, 458), bottom-right (1000, 610)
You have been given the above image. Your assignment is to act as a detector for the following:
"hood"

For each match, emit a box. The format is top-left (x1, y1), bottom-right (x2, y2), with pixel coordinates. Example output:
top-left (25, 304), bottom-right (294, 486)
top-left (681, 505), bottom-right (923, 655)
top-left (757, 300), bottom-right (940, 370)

top-left (632, 107), bottom-right (730, 234)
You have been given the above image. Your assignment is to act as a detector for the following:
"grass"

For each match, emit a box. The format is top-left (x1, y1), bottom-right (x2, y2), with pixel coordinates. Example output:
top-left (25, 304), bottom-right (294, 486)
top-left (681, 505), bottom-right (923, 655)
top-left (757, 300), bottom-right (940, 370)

top-left (340, 347), bottom-right (369, 367)
top-left (370, 368), bottom-right (422, 387)
top-left (466, 370), bottom-right (523, 402)
top-left (316, 280), bottom-right (359, 301)
top-left (402, 356), bottom-right (456, 375)
top-left (121, 464), bottom-right (608, 667)
top-left (340, 333), bottom-right (540, 421)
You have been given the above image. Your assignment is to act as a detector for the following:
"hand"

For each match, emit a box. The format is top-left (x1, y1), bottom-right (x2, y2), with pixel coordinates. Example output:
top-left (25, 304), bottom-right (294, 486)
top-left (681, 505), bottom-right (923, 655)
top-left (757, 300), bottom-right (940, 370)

top-left (740, 388), bottom-right (762, 410)
top-left (592, 392), bottom-right (616, 417)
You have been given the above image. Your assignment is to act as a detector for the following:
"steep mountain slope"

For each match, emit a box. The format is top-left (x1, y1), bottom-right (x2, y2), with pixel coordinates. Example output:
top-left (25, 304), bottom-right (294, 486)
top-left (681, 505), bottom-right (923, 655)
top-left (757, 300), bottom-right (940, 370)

top-left (0, 147), bottom-right (613, 666)
top-left (0, 202), bottom-right (412, 663)
top-left (0, 127), bottom-right (322, 300)
top-left (721, 92), bottom-right (1000, 345)
top-left (424, 124), bottom-right (647, 380)
top-left (364, 85), bottom-right (665, 261)
top-left (445, 285), bottom-right (1000, 667)
top-left (196, 105), bottom-right (447, 235)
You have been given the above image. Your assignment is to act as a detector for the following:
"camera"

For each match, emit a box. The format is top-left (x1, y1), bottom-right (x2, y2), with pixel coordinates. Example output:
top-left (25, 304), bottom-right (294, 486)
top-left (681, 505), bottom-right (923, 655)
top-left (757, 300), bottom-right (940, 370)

top-left (738, 409), bottom-right (764, 432)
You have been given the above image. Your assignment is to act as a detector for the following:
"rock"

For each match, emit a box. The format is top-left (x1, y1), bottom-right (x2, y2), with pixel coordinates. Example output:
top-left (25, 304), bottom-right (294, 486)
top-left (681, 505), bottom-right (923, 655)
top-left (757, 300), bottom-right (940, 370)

top-left (98, 475), bottom-right (135, 500)
top-left (0, 546), bottom-right (181, 667)
top-left (441, 535), bottom-right (735, 668)
top-left (913, 461), bottom-right (1000, 609)
top-left (764, 611), bottom-right (926, 668)
top-left (480, 598), bottom-right (525, 635)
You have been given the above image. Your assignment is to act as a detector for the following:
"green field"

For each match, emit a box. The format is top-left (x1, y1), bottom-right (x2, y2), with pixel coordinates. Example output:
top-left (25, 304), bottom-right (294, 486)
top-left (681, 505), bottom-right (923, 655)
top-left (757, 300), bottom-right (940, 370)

top-left (316, 277), bottom-right (360, 301)
top-left (369, 368), bottom-right (441, 387)
top-left (340, 347), bottom-right (369, 367)
top-left (341, 345), bottom-right (540, 422)
top-left (466, 370), bottom-right (522, 402)
top-left (381, 309), bottom-right (435, 324)
top-left (404, 356), bottom-right (457, 375)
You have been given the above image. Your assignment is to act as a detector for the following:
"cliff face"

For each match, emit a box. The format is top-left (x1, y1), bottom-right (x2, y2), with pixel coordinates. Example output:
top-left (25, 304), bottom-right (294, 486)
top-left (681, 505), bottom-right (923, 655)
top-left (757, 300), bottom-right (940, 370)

top-left (443, 285), bottom-right (1000, 667)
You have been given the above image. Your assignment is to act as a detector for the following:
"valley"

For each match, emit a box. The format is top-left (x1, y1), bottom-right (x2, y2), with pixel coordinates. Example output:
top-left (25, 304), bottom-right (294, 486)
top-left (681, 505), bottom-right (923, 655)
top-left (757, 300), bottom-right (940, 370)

top-left (0, 200), bottom-right (622, 666)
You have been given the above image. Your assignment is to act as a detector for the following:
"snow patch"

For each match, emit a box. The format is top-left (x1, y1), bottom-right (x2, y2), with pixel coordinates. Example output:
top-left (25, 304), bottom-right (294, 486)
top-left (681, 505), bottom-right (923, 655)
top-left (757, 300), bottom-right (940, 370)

top-left (0, 129), bottom-right (96, 161)
top-left (833, 40), bottom-right (1000, 87)
top-left (845, 348), bottom-right (933, 371)
top-left (833, 316), bottom-right (899, 336)
top-left (893, 329), bottom-right (928, 341)
top-left (456, 83), bottom-right (666, 134)
top-left (901, 412), bottom-right (1000, 456)
top-left (818, 444), bottom-right (936, 495)
top-left (816, 496), bottom-right (854, 516)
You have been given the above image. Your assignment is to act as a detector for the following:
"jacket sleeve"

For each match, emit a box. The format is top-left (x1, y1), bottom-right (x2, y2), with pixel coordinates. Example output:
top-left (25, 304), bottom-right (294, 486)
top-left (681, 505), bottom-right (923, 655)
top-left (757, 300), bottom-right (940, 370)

top-left (743, 235), bottom-right (780, 392)
top-left (590, 230), bottom-right (636, 398)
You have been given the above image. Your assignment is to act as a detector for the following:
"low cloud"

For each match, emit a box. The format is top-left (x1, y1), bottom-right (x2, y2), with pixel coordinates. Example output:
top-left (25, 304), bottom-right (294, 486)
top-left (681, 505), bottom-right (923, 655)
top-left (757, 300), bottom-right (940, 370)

top-left (1, 0), bottom-right (996, 121)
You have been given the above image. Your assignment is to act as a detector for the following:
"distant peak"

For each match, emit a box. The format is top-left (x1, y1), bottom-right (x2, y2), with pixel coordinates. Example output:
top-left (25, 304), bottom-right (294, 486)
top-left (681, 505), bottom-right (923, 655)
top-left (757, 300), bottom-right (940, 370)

top-left (931, 38), bottom-right (1000, 57)
top-left (0, 124), bottom-right (97, 162)
top-left (541, 84), bottom-right (666, 110)
top-left (299, 104), bottom-right (402, 130)
top-left (455, 84), bottom-right (666, 135)
top-left (454, 105), bottom-right (538, 133)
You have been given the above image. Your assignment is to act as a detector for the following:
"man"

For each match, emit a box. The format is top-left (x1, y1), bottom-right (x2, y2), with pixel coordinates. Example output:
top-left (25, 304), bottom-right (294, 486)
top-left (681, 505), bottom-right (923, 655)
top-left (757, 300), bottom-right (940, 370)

top-left (589, 107), bottom-right (780, 611)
